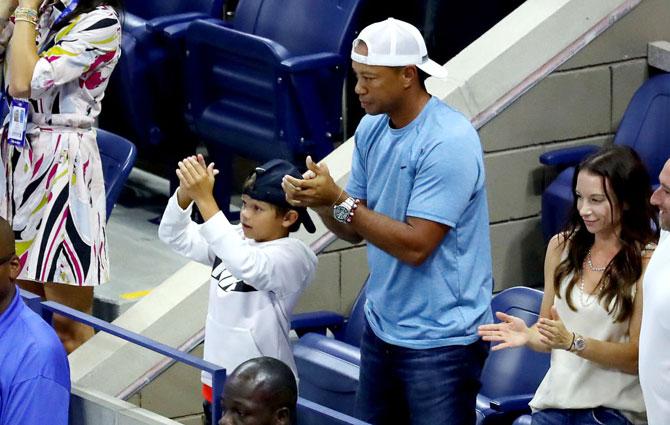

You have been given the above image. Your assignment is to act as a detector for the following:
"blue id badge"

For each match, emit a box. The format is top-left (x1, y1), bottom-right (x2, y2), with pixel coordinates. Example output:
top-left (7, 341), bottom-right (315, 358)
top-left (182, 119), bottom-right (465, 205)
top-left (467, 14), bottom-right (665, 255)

top-left (7, 98), bottom-right (29, 148)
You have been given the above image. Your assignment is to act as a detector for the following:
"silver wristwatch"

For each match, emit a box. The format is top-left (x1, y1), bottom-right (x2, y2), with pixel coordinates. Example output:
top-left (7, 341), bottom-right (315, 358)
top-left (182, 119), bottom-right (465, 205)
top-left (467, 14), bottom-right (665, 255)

top-left (333, 197), bottom-right (356, 223)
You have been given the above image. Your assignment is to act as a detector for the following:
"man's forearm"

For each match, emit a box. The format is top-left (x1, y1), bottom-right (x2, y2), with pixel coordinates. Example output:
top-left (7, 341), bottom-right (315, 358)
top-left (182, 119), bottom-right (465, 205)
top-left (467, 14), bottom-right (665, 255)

top-left (345, 204), bottom-right (448, 266)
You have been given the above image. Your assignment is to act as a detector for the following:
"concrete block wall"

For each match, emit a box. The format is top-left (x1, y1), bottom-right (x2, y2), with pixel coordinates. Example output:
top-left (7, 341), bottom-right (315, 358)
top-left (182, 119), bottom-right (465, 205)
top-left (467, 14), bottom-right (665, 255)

top-left (480, 0), bottom-right (668, 290)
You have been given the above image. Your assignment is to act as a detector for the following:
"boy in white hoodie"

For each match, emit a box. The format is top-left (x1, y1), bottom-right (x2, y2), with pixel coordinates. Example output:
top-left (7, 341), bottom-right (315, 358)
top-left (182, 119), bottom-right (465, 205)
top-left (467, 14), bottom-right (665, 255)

top-left (158, 155), bottom-right (317, 424)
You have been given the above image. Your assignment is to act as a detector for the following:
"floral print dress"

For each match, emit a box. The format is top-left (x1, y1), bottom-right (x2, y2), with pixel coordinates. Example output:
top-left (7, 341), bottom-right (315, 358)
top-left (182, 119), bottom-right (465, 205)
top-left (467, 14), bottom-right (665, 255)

top-left (0, 0), bottom-right (120, 286)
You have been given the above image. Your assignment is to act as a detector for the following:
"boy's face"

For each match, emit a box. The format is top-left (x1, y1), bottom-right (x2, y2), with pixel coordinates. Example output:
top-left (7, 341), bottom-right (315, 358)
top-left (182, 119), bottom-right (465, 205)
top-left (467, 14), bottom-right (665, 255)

top-left (240, 195), bottom-right (293, 242)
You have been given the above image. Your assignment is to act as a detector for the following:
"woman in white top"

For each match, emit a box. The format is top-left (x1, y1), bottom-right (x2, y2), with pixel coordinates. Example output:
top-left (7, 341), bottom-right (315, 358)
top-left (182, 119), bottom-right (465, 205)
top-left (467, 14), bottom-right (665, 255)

top-left (479, 145), bottom-right (657, 425)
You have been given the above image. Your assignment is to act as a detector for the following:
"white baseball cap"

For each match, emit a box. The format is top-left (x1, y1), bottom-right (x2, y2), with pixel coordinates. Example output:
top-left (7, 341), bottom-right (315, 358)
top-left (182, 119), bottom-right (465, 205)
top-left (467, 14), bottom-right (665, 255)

top-left (351, 18), bottom-right (448, 79)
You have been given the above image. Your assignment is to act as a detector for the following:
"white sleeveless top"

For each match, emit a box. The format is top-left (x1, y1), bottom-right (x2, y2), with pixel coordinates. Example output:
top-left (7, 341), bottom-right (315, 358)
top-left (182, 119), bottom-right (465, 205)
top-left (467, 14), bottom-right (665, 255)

top-left (529, 272), bottom-right (646, 424)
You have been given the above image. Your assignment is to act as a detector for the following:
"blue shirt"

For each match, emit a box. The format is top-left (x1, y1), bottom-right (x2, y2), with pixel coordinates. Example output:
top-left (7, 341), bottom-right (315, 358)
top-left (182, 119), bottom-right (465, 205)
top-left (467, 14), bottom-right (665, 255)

top-left (347, 96), bottom-right (493, 349)
top-left (0, 288), bottom-right (70, 425)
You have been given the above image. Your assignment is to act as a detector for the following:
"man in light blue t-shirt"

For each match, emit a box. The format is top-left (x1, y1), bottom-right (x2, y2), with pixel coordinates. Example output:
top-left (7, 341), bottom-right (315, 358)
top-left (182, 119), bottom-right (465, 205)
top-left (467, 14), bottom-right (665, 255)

top-left (283, 18), bottom-right (492, 425)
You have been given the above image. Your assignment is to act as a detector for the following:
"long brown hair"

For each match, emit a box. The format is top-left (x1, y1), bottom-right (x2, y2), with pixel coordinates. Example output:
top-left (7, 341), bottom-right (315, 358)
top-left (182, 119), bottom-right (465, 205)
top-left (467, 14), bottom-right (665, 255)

top-left (553, 145), bottom-right (657, 322)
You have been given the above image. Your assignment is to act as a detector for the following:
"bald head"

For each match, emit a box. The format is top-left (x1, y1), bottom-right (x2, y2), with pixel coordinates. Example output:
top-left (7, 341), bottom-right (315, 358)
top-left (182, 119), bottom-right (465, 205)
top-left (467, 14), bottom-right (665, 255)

top-left (0, 217), bottom-right (18, 312)
top-left (219, 357), bottom-right (297, 425)
top-left (0, 217), bottom-right (14, 257)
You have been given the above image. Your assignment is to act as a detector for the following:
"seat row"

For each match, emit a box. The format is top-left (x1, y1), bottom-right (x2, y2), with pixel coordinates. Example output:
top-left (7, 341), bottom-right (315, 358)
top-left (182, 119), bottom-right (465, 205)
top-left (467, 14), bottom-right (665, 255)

top-left (291, 284), bottom-right (551, 425)
top-left (101, 0), bottom-right (364, 214)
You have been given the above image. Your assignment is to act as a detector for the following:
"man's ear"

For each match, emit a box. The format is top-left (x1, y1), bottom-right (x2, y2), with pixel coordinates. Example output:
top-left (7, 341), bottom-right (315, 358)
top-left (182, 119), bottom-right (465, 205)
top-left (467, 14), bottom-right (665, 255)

top-left (8, 256), bottom-right (20, 281)
top-left (401, 65), bottom-right (418, 89)
top-left (282, 210), bottom-right (299, 229)
top-left (273, 406), bottom-right (291, 425)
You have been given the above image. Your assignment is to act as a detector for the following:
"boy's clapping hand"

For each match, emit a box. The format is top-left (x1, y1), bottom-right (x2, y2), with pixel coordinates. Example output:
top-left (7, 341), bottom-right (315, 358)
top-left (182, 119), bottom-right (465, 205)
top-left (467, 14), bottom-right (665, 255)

top-left (176, 154), bottom-right (221, 220)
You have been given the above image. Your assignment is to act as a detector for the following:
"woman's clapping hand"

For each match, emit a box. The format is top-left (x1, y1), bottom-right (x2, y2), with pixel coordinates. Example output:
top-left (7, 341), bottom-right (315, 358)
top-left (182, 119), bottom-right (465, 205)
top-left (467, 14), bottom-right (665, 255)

top-left (478, 311), bottom-right (531, 351)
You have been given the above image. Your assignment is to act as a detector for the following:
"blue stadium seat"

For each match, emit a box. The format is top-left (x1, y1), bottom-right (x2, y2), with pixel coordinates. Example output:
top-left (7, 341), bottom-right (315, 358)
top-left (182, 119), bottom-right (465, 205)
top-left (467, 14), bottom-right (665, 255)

top-left (295, 286), bottom-right (550, 422)
top-left (123, 0), bottom-right (224, 20)
top-left (476, 286), bottom-right (550, 425)
top-left (292, 280), bottom-right (367, 415)
top-left (539, 73), bottom-right (670, 241)
top-left (97, 129), bottom-right (138, 220)
top-left (100, 0), bottom-right (225, 178)
top-left (183, 0), bottom-right (363, 213)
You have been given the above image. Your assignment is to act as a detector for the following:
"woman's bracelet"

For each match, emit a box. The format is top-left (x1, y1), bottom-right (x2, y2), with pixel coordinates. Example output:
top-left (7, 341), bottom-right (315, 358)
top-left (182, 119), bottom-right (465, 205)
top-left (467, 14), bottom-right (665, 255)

top-left (332, 187), bottom-right (345, 208)
top-left (566, 332), bottom-right (576, 351)
top-left (14, 7), bottom-right (38, 18)
top-left (14, 6), bottom-right (38, 26)
top-left (14, 16), bottom-right (38, 27)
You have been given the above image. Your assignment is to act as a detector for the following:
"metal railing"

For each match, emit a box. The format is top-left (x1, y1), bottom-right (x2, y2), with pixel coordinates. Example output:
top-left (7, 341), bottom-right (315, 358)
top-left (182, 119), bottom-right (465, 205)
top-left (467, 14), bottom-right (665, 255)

top-left (19, 289), bottom-right (367, 425)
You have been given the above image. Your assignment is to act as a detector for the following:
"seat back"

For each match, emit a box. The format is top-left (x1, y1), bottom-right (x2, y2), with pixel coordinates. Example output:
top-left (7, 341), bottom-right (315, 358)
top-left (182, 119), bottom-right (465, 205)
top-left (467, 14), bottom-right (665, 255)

top-left (124, 0), bottom-right (225, 19)
top-left (96, 129), bottom-right (137, 220)
top-left (479, 287), bottom-right (550, 399)
top-left (340, 277), bottom-right (368, 347)
top-left (186, 22), bottom-right (294, 160)
top-left (254, 0), bottom-right (362, 153)
top-left (292, 278), bottom-right (367, 416)
top-left (614, 73), bottom-right (670, 186)
top-left (245, 0), bottom-right (360, 57)
top-left (187, 0), bottom-right (363, 167)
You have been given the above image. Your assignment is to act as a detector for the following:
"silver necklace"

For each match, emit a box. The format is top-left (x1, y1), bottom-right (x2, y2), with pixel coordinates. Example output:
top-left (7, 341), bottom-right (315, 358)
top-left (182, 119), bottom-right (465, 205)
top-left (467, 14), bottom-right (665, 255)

top-left (586, 249), bottom-right (607, 272)
top-left (579, 268), bottom-right (602, 307)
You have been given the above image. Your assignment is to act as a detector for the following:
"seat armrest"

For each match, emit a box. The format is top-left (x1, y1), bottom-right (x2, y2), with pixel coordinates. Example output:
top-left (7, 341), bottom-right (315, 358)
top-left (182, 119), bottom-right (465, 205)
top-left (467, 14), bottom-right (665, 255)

top-left (122, 13), bottom-right (149, 38)
top-left (280, 52), bottom-right (343, 72)
top-left (162, 18), bottom-right (230, 41)
top-left (489, 394), bottom-right (534, 412)
top-left (539, 145), bottom-right (599, 167)
top-left (295, 333), bottom-right (361, 366)
top-left (146, 12), bottom-right (210, 34)
top-left (292, 311), bottom-right (345, 336)
top-left (186, 20), bottom-right (290, 61)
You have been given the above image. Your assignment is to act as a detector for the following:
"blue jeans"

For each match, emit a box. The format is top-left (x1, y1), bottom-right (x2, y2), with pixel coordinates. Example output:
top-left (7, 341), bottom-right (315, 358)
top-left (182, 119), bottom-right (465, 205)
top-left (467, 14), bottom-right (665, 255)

top-left (532, 408), bottom-right (633, 425)
top-left (354, 322), bottom-right (488, 425)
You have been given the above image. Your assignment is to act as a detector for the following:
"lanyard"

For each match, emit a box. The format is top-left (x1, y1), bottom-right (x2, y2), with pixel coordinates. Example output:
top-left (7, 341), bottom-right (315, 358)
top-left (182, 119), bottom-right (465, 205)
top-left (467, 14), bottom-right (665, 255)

top-left (37, 0), bottom-right (79, 54)
top-left (51, 0), bottom-right (78, 28)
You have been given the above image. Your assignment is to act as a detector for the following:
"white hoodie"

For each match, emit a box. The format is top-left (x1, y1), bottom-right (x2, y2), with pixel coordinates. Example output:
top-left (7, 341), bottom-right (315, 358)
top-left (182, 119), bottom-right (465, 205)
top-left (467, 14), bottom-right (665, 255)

top-left (158, 191), bottom-right (317, 385)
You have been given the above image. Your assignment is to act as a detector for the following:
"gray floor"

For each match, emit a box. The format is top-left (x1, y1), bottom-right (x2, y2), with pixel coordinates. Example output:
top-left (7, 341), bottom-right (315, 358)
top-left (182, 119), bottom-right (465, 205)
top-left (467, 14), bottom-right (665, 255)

top-left (93, 170), bottom-right (189, 320)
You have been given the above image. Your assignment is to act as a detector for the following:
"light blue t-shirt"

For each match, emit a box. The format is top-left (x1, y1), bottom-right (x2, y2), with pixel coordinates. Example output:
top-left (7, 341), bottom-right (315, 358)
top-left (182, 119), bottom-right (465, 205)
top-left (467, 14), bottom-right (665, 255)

top-left (346, 96), bottom-right (493, 349)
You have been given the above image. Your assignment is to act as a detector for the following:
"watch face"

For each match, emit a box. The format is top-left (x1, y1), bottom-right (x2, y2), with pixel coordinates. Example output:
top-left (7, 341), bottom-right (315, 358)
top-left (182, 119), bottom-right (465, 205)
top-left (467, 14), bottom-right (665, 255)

top-left (574, 336), bottom-right (586, 351)
top-left (334, 205), bottom-right (349, 221)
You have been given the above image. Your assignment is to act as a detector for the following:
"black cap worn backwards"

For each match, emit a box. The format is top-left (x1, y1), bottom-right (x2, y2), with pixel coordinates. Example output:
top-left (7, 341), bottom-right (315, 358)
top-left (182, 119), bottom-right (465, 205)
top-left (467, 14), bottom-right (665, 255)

top-left (243, 159), bottom-right (316, 234)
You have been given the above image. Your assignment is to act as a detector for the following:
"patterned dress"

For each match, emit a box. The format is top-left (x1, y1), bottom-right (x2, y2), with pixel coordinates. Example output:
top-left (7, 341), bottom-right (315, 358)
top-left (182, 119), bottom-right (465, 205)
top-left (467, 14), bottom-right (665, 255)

top-left (0, 0), bottom-right (121, 286)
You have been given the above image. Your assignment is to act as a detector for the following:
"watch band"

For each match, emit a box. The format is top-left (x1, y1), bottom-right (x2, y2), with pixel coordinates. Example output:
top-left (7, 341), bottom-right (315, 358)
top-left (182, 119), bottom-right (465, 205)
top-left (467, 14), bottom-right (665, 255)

top-left (333, 196), bottom-right (359, 223)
